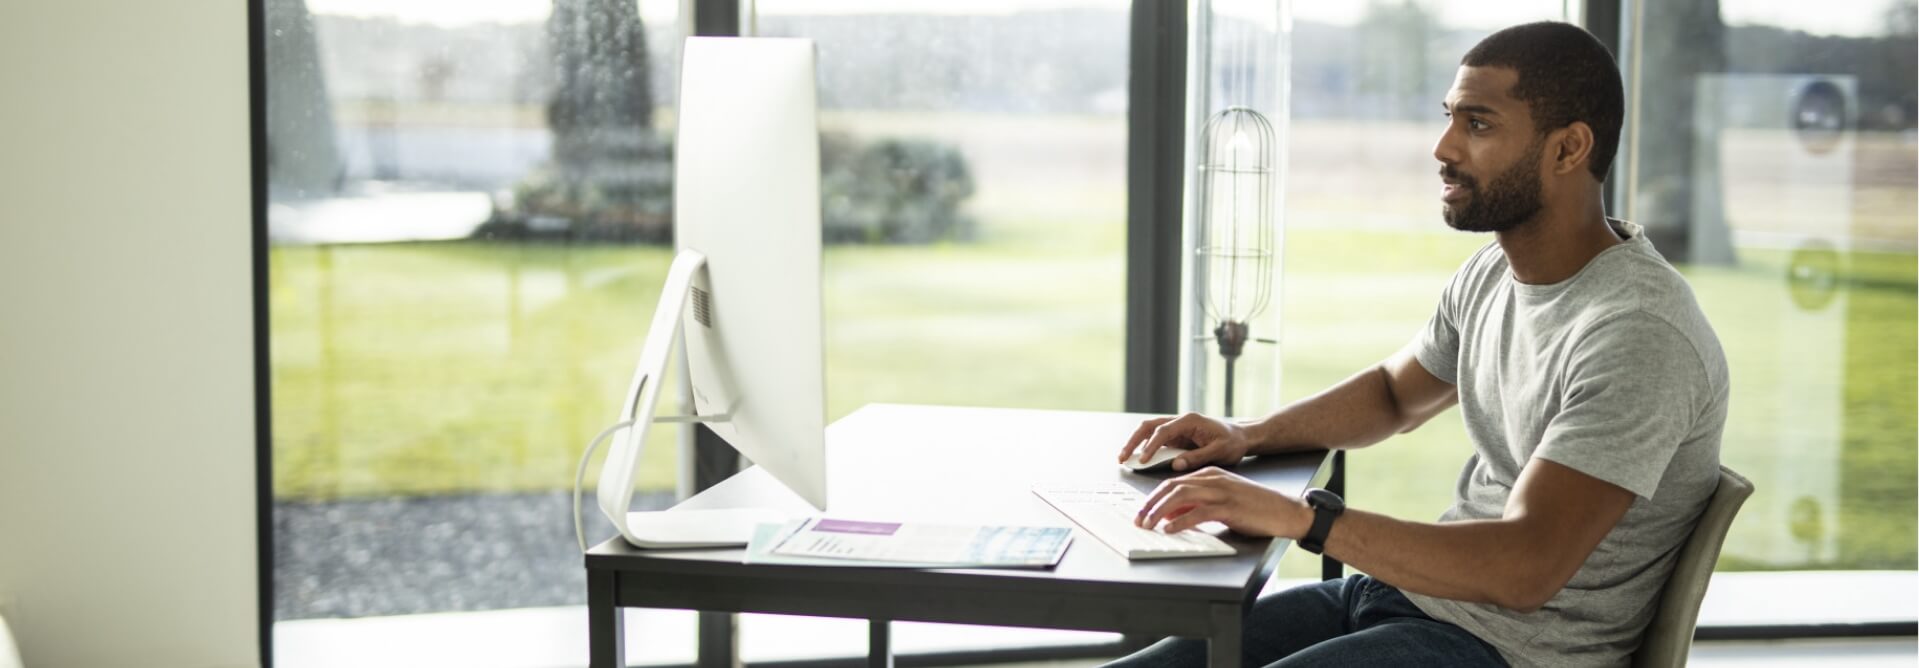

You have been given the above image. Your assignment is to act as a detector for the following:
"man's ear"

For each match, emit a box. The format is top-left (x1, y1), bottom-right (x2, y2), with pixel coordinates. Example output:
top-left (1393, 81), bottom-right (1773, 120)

top-left (1550, 122), bottom-right (1595, 178)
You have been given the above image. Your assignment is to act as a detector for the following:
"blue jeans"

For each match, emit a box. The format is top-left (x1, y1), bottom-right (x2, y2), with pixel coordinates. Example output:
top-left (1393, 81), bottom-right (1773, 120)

top-left (1103, 575), bottom-right (1508, 668)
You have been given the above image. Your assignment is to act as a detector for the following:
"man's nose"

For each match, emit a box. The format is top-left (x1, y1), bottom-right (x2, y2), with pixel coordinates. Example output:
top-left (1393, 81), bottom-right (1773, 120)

top-left (1432, 124), bottom-right (1463, 167)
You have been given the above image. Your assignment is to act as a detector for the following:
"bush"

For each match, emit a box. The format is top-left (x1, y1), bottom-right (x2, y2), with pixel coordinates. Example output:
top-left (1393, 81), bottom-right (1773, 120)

top-left (480, 131), bottom-right (975, 245)
top-left (821, 133), bottom-right (977, 244)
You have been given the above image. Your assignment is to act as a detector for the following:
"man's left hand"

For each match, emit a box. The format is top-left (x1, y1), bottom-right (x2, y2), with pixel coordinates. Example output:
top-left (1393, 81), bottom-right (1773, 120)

top-left (1135, 467), bottom-right (1312, 537)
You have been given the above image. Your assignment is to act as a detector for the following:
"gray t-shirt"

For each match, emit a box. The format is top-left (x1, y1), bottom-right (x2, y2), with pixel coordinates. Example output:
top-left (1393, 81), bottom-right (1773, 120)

top-left (1402, 220), bottom-right (1728, 667)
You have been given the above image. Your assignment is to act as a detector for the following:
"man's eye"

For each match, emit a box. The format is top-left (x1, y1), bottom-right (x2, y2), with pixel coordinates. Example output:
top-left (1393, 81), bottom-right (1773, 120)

top-left (1468, 119), bottom-right (1489, 131)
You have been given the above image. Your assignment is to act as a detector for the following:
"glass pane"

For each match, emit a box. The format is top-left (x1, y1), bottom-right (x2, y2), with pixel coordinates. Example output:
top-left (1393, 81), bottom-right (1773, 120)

top-left (1623, 0), bottom-right (1917, 570)
top-left (267, 0), bottom-right (688, 657)
top-left (752, 2), bottom-right (1132, 419)
top-left (1271, 1), bottom-right (1569, 578)
top-left (1183, 0), bottom-right (1291, 424)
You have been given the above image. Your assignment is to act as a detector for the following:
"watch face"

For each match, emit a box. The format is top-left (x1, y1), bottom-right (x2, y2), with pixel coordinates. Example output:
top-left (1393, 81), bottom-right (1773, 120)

top-left (1306, 488), bottom-right (1345, 513)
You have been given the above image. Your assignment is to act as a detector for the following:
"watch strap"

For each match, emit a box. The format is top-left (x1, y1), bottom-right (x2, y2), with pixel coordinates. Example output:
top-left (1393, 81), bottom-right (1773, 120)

top-left (1300, 489), bottom-right (1344, 555)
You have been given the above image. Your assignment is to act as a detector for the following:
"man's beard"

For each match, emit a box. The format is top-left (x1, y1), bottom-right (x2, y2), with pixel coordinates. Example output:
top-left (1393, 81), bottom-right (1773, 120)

top-left (1441, 140), bottom-right (1545, 233)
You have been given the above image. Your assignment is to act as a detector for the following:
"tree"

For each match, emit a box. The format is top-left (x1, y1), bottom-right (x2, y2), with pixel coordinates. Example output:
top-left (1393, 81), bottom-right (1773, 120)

top-left (1355, 0), bottom-right (1434, 120)
top-left (522, 0), bottom-right (672, 240)
top-left (547, 0), bottom-right (654, 139)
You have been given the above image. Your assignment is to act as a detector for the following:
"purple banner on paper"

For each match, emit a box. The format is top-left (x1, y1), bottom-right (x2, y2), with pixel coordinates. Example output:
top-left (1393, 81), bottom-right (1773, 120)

top-left (812, 519), bottom-right (902, 535)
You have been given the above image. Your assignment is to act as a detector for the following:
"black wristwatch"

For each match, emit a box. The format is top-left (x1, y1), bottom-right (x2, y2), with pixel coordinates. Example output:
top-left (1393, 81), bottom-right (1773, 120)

top-left (1299, 488), bottom-right (1345, 555)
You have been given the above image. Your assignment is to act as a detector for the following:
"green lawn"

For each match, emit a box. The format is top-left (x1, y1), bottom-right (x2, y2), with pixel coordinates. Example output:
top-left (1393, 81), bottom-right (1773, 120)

top-left (269, 224), bottom-right (1126, 501)
top-left (269, 224), bottom-right (1914, 572)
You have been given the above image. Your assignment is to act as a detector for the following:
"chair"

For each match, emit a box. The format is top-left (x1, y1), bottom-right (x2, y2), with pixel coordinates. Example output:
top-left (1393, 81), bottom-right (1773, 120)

top-left (1631, 466), bottom-right (1754, 668)
top-left (0, 612), bottom-right (21, 668)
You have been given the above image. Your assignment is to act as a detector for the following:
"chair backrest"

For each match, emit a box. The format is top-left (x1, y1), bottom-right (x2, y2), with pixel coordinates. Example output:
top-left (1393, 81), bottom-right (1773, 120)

top-left (0, 612), bottom-right (21, 668)
top-left (1631, 466), bottom-right (1754, 668)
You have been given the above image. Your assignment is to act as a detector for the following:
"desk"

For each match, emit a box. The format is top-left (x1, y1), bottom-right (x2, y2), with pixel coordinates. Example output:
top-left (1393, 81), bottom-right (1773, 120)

top-left (585, 404), bottom-right (1336, 668)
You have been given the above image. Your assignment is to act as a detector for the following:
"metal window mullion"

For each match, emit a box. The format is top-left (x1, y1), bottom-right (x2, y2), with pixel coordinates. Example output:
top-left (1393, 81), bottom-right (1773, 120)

top-left (247, 0), bottom-right (276, 665)
top-left (694, 0), bottom-right (742, 37)
top-left (1125, 0), bottom-right (1189, 415)
top-left (1581, 0), bottom-right (1626, 212)
top-left (684, 5), bottom-right (747, 666)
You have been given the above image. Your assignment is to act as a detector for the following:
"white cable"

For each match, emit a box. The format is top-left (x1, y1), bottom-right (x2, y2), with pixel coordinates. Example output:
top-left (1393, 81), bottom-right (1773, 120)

top-left (576, 419), bottom-right (637, 554)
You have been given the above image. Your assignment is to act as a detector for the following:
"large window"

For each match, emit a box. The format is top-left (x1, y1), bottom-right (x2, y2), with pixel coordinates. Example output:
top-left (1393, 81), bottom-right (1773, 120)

top-left (752, 1), bottom-right (1132, 419)
top-left (267, 0), bottom-right (689, 658)
top-left (261, 1), bottom-right (1915, 664)
top-left (1266, 0), bottom-right (1571, 578)
top-left (266, 0), bottom-right (1130, 664)
top-left (1621, 0), bottom-right (1916, 573)
top-left (746, 0), bottom-right (1136, 655)
top-left (1267, 1), bottom-right (1917, 590)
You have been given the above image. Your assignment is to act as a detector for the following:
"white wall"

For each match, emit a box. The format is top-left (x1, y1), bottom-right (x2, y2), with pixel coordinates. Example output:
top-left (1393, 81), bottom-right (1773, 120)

top-left (0, 1), bottom-right (258, 667)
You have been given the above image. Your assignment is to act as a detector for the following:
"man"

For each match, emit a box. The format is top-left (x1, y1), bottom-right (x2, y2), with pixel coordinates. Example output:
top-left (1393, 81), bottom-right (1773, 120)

top-left (1108, 22), bottom-right (1727, 667)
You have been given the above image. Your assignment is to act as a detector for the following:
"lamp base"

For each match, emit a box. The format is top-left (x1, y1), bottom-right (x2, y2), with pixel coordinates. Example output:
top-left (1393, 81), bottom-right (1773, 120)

top-left (1214, 320), bottom-right (1249, 357)
top-left (1214, 320), bottom-right (1251, 417)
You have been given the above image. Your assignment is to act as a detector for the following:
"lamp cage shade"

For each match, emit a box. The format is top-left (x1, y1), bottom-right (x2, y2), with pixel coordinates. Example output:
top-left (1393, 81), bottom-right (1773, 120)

top-left (1195, 106), bottom-right (1277, 325)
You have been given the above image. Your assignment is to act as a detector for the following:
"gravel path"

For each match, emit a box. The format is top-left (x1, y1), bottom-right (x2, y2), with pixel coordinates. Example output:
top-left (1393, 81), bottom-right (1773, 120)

top-left (273, 490), bottom-right (676, 620)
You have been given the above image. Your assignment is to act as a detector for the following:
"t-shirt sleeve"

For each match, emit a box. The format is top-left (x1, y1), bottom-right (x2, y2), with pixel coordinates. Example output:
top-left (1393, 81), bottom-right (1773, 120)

top-left (1532, 312), bottom-right (1707, 500)
top-left (1413, 300), bottom-right (1459, 385)
top-left (1412, 247), bottom-right (1487, 385)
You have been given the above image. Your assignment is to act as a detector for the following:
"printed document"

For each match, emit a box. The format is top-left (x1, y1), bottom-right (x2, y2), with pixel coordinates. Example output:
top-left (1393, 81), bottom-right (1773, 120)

top-left (765, 517), bottom-right (1071, 568)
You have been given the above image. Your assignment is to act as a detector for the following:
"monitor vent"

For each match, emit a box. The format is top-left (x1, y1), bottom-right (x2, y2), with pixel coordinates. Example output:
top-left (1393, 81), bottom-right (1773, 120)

top-left (691, 286), bottom-right (713, 328)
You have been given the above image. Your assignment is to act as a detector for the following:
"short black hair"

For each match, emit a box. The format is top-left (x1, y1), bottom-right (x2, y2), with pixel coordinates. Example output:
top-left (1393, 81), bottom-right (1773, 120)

top-left (1461, 22), bottom-right (1624, 183)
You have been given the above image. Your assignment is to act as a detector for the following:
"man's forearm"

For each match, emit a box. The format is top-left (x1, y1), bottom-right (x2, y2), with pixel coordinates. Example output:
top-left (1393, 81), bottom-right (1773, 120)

top-left (1316, 508), bottom-right (1560, 611)
top-left (1241, 365), bottom-right (1416, 456)
top-left (1303, 457), bottom-right (1636, 613)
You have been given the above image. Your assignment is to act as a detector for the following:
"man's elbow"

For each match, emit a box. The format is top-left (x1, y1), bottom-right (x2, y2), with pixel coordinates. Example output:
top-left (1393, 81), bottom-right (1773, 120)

top-left (1395, 409), bottom-right (1441, 435)
top-left (1493, 585), bottom-right (1554, 614)
top-left (1492, 564), bottom-right (1572, 613)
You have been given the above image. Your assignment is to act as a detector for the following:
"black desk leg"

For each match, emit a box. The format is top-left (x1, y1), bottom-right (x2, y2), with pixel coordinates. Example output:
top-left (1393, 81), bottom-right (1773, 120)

top-left (588, 569), bottom-right (625, 668)
top-left (1322, 450), bottom-right (1346, 581)
top-left (869, 619), bottom-right (893, 668)
top-left (698, 612), bottom-right (739, 668)
top-left (1207, 603), bottom-right (1241, 668)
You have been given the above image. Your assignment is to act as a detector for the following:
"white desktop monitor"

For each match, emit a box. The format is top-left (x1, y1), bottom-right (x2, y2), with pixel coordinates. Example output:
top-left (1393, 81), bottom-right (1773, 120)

top-left (595, 36), bottom-right (825, 548)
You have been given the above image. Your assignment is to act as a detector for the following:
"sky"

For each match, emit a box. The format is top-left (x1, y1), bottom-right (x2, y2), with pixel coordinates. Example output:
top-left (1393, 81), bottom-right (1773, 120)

top-left (302, 0), bottom-right (1899, 38)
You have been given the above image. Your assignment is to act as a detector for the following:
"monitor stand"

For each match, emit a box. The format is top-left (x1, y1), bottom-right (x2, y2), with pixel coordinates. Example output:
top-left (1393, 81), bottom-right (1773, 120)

top-left (622, 507), bottom-right (798, 549)
top-left (595, 250), bottom-right (807, 549)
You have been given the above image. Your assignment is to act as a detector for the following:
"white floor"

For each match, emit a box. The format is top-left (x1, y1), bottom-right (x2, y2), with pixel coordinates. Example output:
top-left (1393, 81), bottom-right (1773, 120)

top-left (277, 608), bottom-right (1121, 668)
top-left (982, 638), bottom-right (1919, 668)
top-left (974, 639), bottom-right (1919, 668)
top-left (1686, 638), bottom-right (1917, 666)
top-left (274, 572), bottom-right (1918, 668)
top-left (1696, 571), bottom-right (1917, 627)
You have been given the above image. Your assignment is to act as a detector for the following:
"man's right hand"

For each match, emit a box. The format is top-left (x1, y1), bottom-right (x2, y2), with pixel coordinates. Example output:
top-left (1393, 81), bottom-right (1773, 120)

top-left (1117, 413), bottom-right (1255, 472)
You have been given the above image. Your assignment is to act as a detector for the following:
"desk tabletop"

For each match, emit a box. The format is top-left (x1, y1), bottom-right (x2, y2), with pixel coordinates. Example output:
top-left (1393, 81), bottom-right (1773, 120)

top-left (588, 404), bottom-right (1331, 603)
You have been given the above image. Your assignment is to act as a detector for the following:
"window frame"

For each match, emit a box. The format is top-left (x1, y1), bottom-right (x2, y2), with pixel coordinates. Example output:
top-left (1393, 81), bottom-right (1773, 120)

top-left (247, 2), bottom-right (1917, 666)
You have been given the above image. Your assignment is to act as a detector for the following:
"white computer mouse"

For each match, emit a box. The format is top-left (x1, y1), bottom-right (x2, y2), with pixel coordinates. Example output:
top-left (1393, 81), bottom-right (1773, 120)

top-left (1121, 447), bottom-right (1186, 473)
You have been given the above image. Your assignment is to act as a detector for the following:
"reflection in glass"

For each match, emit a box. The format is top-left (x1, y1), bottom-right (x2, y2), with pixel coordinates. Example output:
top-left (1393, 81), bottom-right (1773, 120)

top-left (1624, 0), bottom-right (1916, 570)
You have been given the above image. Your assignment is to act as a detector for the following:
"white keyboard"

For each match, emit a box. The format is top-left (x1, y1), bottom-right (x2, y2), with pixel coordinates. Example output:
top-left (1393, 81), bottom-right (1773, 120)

top-left (1033, 482), bottom-right (1236, 560)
